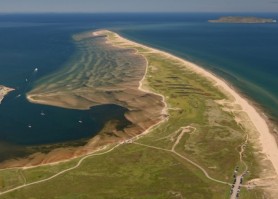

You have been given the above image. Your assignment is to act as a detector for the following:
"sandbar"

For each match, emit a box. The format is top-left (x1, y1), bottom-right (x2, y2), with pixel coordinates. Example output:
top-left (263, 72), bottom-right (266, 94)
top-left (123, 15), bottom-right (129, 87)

top-left (0, 85), bottom-right (14, 104)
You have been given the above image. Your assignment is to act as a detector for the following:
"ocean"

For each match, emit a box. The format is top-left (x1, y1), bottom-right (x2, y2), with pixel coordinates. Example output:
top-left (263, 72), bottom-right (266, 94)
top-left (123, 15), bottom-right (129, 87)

top-left (0, 13), bottom-right (277, 161)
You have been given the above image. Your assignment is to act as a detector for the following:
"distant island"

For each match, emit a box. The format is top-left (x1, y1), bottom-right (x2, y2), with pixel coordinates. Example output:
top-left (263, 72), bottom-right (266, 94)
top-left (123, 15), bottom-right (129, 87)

top-left (209, 16), bottom-right (277, 24)
top-left (0, 85), bottom-right (14, 104)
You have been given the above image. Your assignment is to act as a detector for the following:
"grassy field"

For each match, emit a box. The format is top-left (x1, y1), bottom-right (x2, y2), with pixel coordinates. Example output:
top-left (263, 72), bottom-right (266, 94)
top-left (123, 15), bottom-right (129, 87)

top-left (0, 31), bottom-right (264, 198)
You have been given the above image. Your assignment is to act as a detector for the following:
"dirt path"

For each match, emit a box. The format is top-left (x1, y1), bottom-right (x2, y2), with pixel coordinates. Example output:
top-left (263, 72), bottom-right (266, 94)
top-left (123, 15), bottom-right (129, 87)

top-left (0, 125), bottom-right (246, 197)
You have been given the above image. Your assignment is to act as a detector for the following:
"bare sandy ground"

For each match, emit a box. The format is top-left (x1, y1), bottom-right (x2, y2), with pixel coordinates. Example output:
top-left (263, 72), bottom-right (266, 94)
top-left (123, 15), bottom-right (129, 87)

top-left (0, 85), bottom-right (14, 104)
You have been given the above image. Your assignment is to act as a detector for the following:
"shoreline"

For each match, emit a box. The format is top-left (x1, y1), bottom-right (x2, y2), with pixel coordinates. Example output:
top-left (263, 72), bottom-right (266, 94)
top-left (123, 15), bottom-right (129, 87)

top-left (115, 31), bottom-right (278, 124)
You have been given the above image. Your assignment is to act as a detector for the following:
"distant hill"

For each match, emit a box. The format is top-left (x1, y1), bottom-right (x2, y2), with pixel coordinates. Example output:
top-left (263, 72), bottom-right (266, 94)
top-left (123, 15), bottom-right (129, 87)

top-left (209, 16), bottom-right (277, 24)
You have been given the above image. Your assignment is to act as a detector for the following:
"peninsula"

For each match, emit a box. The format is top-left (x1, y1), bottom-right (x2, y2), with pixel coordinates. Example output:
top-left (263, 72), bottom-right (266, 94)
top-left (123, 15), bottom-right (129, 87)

top-left (209, 16), bottom-right (277, 23)
top-left (0, 85), bottom-right (14, 104)
top-left (1, 30), bottom-right (278, 198)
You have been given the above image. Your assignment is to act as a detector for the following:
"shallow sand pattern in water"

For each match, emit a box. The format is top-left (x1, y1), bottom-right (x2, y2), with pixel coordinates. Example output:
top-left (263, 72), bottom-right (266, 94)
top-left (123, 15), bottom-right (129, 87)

top-left (28, 32), bottom-right (165, 130)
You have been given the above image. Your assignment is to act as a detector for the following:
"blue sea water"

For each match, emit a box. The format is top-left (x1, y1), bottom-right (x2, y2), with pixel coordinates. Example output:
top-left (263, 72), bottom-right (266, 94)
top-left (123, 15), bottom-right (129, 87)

top-left (0, 13), bottom-right (277, 161)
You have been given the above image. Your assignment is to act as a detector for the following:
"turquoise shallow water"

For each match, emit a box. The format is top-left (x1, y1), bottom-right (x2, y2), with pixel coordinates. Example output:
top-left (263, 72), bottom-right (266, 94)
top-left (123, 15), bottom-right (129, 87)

top-left (0, 13), bottom-right (277, 161)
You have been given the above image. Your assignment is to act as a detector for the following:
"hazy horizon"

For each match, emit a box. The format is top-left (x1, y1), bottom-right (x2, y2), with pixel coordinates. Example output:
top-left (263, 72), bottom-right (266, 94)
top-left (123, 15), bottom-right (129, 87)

top-left (0, 0), bottom-right (278, 13)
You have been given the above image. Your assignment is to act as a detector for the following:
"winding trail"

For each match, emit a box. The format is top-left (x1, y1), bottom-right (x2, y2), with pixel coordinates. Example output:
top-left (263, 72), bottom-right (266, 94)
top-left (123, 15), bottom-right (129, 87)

top-left (18, 169), bottom-right (26, 185)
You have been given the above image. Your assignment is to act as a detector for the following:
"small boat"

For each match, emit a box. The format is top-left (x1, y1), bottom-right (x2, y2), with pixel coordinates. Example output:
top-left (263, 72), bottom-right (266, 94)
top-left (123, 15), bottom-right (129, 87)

top-left (16, 94), bottom-right (21, 98)
top-left (28, 125), bottom-right (32, 128)
top-left (34, 68), bottom-right (38, 72)
top-left (78, 120), bottom-right (83, 123)
top-left (40, 111), bottom-right (45, 116)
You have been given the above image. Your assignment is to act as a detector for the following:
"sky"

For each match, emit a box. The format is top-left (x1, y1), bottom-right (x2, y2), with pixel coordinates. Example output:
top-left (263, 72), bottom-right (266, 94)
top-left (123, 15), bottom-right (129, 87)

top-left (0, 0), bottom-right (277, 13)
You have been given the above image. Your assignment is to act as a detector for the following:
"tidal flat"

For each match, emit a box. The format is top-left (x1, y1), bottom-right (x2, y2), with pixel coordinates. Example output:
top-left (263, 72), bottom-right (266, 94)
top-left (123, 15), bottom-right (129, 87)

top-left (1, 31), bottom-right (165, 168)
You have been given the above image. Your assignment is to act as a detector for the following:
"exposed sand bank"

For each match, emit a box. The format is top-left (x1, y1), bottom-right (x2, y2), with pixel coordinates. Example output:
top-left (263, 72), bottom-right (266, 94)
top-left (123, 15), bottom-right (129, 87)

top-left (0, 30), bottom-right (167, 169)
top-left (0, 85), bottom-right (14, 104)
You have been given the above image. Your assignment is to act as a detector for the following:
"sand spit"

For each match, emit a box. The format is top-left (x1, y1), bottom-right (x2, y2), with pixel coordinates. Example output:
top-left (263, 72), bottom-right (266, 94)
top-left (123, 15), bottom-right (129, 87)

top-left (95, 30), bottom-right (278, 176)
top-left (95, 30), bottom-right (278, 197)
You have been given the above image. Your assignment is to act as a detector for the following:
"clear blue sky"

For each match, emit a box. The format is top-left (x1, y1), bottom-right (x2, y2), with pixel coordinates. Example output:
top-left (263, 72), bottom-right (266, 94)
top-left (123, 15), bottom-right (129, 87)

top-left (0, 0), bottom-right (277, 13)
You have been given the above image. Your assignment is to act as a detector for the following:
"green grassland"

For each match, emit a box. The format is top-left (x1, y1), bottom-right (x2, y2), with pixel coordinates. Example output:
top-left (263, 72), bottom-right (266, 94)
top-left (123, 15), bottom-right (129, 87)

top-left (0, 32), bottom-right (264, 198)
